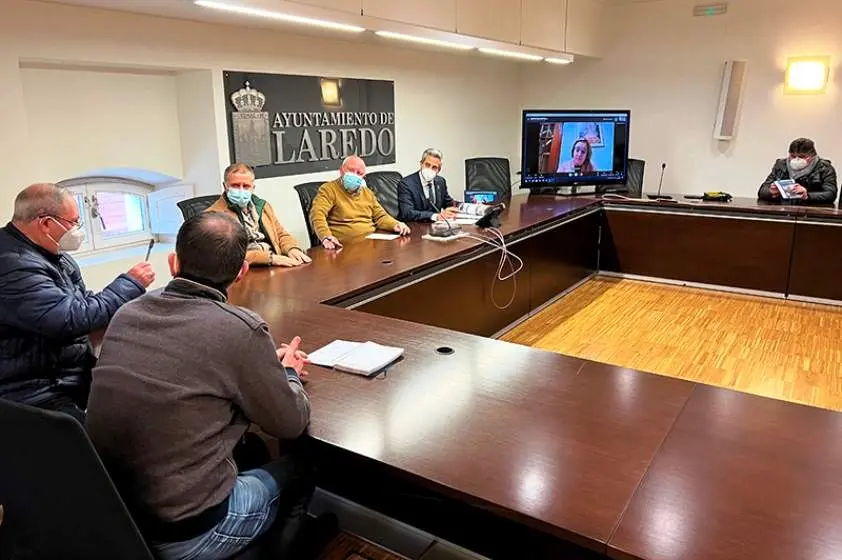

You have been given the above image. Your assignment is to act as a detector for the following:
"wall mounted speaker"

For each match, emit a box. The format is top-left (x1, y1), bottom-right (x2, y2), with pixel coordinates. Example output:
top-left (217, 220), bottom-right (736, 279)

top-left (714, 60), bottom-right (748, 141)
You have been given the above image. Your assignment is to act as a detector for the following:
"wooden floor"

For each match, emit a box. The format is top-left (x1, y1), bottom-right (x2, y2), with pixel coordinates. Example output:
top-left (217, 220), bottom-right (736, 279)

top-left (320, 531), bottom-right (405, 560)
top-left (501, 277), bottom-right (842, 412)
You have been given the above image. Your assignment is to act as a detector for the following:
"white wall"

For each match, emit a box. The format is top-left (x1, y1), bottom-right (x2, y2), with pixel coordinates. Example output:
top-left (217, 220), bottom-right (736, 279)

top-left (76, 244), bottom-right (173, 293)
top-left (521, 0), bottom-right (842, 198)
top-left (21, 66), bottom-right (184, 182)
top-left (176, 70), bottom-right (224, 196)
top-left (0, 0), bottom-right (523, 259)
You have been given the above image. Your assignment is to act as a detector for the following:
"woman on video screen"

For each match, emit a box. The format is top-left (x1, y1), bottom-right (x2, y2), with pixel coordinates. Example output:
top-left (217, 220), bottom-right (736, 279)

top-left (557, 139), bottom-right (595, 174)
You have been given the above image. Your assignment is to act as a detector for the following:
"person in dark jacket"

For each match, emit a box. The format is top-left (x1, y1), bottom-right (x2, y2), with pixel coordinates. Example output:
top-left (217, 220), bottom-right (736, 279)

top-left (397, 148), bottom-right (460, 222)
top-left (758, 138), bottom-right (839, 205)
top-left (0, 183), bottom-right (154, 421)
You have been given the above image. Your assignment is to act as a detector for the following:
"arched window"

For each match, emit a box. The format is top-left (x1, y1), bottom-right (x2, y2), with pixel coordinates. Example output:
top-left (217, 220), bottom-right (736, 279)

top-left (59, 169), bottom-right (193, 255)
top-left (58, 178), bottom-right (153, 253)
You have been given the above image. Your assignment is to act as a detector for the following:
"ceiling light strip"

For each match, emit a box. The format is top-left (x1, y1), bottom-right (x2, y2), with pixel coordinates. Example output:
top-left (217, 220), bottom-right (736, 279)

top-left (478, 47), bottom-right (544, 62)
top-left (545, 57), bottom-right (573, 65)
top-left (375, 30), bottom-right (474, 51)
top-left (194, 0), bottom-right (366, 33)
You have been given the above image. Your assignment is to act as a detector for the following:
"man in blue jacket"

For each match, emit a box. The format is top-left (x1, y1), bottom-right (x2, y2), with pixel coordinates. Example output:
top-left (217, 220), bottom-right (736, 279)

top-left (0, 183), bottom-right (154, 421)
top-left (397, 148), bottom-right (461, 223)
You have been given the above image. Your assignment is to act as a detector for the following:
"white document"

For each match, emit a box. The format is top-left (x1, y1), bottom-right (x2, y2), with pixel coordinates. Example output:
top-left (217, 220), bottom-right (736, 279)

top-left (307, 340), bottom-right (405, 376)
top-left (457, 203), bottom-right (488, 216)
top-left (366, 232), bottom-right (400, 240)
top-left (307, 340), bottom-right (361, 367)
top-left (453, 217), bottom-right (479, 225)
top-left (334, 341), bottom-right (405, 376)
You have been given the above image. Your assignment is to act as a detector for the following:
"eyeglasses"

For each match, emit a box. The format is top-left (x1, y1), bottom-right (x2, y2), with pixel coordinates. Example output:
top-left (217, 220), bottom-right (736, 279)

top-left (43, 215), bottom-right (82, 229)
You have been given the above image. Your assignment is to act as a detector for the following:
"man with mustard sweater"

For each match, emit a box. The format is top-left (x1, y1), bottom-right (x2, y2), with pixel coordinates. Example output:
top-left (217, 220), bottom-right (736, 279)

top-left (310, 156), bottom-right (411, 250)
top-left (206, 162), bottom-right (311, 267)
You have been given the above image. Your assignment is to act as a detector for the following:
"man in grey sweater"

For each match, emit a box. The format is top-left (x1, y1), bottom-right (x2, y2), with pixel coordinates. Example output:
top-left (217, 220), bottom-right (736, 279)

top-left (86, 212), bottom-right (322, 560)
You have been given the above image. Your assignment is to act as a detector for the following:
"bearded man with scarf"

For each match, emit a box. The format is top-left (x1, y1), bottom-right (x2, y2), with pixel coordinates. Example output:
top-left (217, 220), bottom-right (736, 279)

top-left (758, 138), bottom-right (838, 205)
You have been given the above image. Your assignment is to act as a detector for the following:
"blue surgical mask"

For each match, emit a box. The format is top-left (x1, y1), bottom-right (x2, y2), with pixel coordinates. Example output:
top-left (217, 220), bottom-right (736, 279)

top-left (226, 187), bottom-right (252, 208)
top-left (342, 173), bottom-right (365, 192)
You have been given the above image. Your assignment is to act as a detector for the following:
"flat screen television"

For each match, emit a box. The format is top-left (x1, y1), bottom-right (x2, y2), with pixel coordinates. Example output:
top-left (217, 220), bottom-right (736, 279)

top-left (521, 109), bottom-right (631, 192)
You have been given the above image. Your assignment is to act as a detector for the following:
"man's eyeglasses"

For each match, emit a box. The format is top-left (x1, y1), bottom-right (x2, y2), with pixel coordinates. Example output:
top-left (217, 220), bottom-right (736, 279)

top-left (42, 215), bottom-right (82, 229)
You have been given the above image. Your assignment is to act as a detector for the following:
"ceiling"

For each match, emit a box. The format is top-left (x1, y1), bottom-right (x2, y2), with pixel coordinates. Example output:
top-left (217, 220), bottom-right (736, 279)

top-left (35, 0), bottom-right (586, 59)
top-left (39, 0), bottom-right (680, 35)
top-left (35, 0), bottom-right (373, 40)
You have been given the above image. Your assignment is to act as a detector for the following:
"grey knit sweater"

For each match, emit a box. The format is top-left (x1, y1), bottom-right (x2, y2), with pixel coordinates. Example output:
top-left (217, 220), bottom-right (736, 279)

top-left (86, 278), bottom-right (310, 523)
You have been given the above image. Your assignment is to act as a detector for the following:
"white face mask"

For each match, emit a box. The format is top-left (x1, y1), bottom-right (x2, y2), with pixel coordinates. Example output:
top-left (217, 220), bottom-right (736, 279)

top-left (420, 167), bottom-right (438, 183)
top-left (48, 218), bottom-right (86, 252)
top-left (789, 157), bottom-right (809, 171)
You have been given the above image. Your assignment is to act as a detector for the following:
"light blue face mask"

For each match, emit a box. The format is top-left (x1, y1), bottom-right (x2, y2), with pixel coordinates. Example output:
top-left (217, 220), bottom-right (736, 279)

top-left (342, 173), bottom-right (365, 192)
top-left (226, 187), bottom-right (253, 208)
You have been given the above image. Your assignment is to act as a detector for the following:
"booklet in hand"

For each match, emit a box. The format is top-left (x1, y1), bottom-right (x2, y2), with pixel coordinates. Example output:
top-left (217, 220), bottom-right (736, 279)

top-left (774, 179), bottom-right (798, 199)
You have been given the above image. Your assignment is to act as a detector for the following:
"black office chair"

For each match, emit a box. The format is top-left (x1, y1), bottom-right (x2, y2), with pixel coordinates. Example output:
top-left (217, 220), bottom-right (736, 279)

top-left (465, 157), bottom-right (512, 201)
top-left (294, 181), bottom-right (325, 247)
top-left (177, 195), bottom-right (220, 219)
top-left (0, 400), bottom-right (154, 560)
top-left (0, 400), bottom-right (267, 560)
top-left (625, 159), bottom-right (646, 198)
top-left (365, 171), bottom-right (402, 219)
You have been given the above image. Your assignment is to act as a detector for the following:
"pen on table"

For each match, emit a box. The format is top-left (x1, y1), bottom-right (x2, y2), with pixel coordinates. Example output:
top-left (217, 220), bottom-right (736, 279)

top-left (144, 239), bottom-right (155, 262)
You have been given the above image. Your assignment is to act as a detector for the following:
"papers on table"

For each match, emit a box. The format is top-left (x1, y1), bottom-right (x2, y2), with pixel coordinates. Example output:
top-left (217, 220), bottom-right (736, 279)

top-left (422, 232), bottom-right (470, 242)
top-left (453, 216), bottom-right (480, 225)
top-left (366, 232), bottom-right (400, 240)
top-left (308, 340), bottom-right (405, 376)
top-left (307, 340), bottom-right (360, 367)
top-left (457, 203), bottom-right (488, 216)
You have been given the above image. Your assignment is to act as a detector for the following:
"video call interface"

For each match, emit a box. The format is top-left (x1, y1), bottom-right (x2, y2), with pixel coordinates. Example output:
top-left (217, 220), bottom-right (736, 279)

top-left (522, 111), bottom-right (630, 185)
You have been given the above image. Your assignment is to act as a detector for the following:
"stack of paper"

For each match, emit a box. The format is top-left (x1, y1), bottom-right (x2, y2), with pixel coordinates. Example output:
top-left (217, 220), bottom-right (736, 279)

top-left (308, 340), bottom-right (404, 376)
top-left (366, 232), bottom-right (401, 240)
top-left (452, 214), bottom-right (480, 225)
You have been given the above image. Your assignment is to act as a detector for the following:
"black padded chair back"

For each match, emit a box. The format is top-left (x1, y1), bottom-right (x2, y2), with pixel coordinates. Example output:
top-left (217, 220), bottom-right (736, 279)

top-left (465, 157), bottom-right (512, 201)
top-left (365, 171), bottom-right (402, 219)
top-left (294, 181), bottom-right (325, 247)
top-left (625, 158), bottom-right (646, 198)
top-left (177, 195), bottom-right (220, 220)
top-left (0, 400), bottom-right (154, 560)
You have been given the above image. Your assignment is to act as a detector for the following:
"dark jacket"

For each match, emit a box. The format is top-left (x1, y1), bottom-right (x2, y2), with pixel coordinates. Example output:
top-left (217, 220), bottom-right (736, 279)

top-left (758, 158), bottom-right (839, 204)
top-left (397, 172), bottom-right (457, 222)
top-left (86, 278), bottom-right (310, 528)
top-left (0, 223), bottom-right (144, 404)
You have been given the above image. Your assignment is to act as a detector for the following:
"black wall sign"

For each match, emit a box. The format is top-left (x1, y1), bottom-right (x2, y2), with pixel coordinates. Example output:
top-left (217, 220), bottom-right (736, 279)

top-left (224, 71), bottom-right (396, 179)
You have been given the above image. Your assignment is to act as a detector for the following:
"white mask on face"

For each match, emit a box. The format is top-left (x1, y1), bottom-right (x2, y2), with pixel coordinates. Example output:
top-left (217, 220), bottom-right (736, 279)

top-left (420, 167), bottom-right (438, 183)
top-left (789, 157), bottom-right (809, 171)
top-left (48, 218), bottom-right (86, 252)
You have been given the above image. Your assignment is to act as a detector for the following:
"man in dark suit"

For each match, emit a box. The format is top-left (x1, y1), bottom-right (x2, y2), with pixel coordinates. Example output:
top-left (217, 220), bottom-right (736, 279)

top-left (398, 148), bottom-right (460, 222)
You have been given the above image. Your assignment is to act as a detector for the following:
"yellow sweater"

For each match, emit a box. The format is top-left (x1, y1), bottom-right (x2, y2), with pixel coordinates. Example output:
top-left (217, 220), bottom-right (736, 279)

top-left (309, 179), bottom-right (399, 243)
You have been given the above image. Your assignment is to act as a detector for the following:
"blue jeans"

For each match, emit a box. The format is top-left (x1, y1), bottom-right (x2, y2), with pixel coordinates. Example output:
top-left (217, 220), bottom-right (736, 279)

top-left (153, 454), bottom-right (313, 560)
top-left (153, 468), bottom-right (279, 560)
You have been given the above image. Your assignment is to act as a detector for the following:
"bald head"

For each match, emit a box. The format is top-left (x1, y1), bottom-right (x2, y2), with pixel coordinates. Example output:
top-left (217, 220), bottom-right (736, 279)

top-left (13, 183), bottom-right (73, 223)
top-left (174, 212), bottom-right (248, 290)
top-left (340, 155), bottom-right (366, 178)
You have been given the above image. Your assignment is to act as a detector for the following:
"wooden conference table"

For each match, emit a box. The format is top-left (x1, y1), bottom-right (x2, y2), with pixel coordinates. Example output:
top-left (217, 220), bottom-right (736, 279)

top-left (229, 194), bottom-right (842, 560)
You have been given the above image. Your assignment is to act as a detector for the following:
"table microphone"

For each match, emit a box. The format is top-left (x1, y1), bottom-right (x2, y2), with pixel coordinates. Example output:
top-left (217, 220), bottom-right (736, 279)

top-left (647, 162), bottom-right (674, 200)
